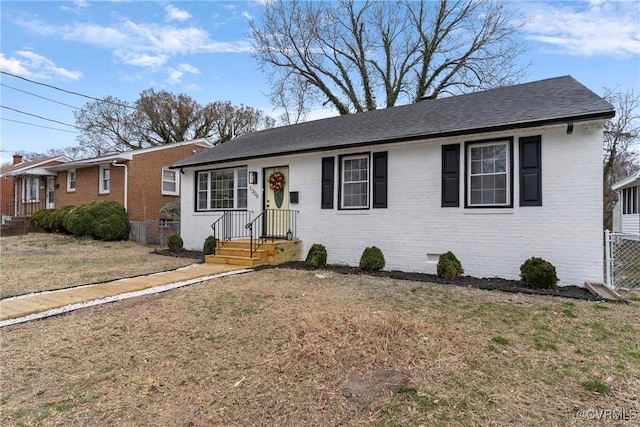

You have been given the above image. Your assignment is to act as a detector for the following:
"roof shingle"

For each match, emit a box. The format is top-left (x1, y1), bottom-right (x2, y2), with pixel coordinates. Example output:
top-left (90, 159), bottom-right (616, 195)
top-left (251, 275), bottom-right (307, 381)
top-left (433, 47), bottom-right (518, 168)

top-left (173, 76), bottom-right (614, 168)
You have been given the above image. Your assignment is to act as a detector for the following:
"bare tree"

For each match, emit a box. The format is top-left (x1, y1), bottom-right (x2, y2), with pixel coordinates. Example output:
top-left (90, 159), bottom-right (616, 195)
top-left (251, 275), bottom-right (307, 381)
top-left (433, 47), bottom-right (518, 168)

top-left (603, 88), bottom-right (640, 230)
top-left (74, 90), bottom-right (274, 156)
top-left (250, 0), bottom-right (527, 115)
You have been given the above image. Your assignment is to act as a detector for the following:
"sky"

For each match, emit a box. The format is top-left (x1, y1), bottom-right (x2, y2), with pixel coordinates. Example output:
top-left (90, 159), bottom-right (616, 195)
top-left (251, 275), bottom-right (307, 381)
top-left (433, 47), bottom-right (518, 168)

top-left (0, 0), bottom-right (639, 165)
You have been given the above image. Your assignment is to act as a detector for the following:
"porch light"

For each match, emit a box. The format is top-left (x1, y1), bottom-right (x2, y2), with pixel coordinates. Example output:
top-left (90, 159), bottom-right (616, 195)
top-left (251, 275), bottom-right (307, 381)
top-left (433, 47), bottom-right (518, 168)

top-left (249, 171), bottom-right (258, 184)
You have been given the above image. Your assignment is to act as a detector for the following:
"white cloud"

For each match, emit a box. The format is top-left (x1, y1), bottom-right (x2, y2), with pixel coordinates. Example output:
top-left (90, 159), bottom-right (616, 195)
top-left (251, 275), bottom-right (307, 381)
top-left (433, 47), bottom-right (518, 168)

top-left (59, 0), bottom-right (89, 13)
top-left (523, 1), bottom-right (640, 58)
top-left (0, 51), bottom-right (82, 81)
top-left (165, 5), bottom-right (191, 22)
top-left (167, 63), bottom-right (200, 83)
top-left (242, 11), bottom-right (253, 21)
top-left (17, 16), bottom-right (251, 71)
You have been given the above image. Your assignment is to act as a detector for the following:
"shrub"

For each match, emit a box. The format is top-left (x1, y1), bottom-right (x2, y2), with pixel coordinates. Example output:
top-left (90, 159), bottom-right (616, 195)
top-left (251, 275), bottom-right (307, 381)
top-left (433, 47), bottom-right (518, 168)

top-left (520, 257), bottom-right (558, 289)
top-left (63, 201), bottom-right (129, 241)
top-left (31, 209), bottom-right (54, 230)
top-left (203, 235), bottom-right (217, 255)
top-left (437, 251), bottom-right (464, 279)
top-left (166, 233), bottom-right (184, 252)
top-left (31, 206), bottom-right (74, 233)
top-left (359, 246), bottom-right (385, 271)
top-left (305, 243), bottom-right (327, 269)
top-left (160, 200), bottom-right (181, 221)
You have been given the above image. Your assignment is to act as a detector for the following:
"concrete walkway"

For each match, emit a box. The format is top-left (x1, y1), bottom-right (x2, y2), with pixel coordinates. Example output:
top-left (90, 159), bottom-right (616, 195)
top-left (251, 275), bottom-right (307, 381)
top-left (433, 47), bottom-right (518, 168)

top-left (0, 263), bottom-right (250, 327)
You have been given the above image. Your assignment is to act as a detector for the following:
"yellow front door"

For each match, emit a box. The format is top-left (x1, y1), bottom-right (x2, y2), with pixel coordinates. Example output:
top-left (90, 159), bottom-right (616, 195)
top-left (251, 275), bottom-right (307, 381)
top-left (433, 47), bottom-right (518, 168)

top-left (264, 167), bottom-right (289, 237)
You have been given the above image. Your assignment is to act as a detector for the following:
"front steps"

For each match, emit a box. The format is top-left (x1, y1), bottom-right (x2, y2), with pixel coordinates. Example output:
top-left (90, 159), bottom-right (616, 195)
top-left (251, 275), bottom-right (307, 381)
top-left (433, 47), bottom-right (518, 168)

top-left (205, 239), bottom-right (302, 267)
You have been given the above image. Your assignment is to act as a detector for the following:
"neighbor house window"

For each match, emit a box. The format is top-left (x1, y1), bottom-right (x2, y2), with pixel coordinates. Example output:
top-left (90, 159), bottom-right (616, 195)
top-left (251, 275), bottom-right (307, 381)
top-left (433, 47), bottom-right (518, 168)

top-left (99, 165), bottom-right (110, 194)
top-left (467, 140), bottom-right (512, 207)
top-left (162, 168), bottom-right (179, 196)
top-left (622, 186), bottom-right (639, 214)
top-left (340, 154), bottom-right (369, 209)
top-left (67, 169), bottom-right (76, 192)
top-left (22, 176), bottom-right (40, 202)
top-left (196, 167), bottom-right (247, 211)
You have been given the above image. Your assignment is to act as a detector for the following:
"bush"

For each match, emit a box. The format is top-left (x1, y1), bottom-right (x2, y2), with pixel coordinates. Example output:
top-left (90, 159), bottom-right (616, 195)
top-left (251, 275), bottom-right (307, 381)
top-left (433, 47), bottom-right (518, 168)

top-left (31, 209), bottom-right (54, 230)
top-left (31, 206), bottom-right (74, 233)
top-left (305, 243), bottom-right (327, 269)
top-left (203, 235), bottom-right (217, 255)
top-left (520, 257), bottom-right (558, 289)
top-left (359, 246), bottom-right (385, 271)
top-left (166, 233), bottom-right (184, 252)
top-left (160, 200), bottom-right (181, 221)
top-left (63, 201), bottom-right (129, 241)
top-left (437, 251), bottom-right (464, 279)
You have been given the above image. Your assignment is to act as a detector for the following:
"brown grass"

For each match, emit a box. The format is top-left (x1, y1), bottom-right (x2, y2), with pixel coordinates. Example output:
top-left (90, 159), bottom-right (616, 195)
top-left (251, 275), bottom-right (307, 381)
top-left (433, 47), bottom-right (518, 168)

top-left (1, 258), bottom-right (639, 426)
top-left (0, 234), bottom-right (196, 298)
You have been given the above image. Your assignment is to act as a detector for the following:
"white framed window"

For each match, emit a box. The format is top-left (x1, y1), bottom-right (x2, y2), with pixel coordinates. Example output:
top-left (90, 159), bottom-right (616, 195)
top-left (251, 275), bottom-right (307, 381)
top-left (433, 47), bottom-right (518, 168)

top-left (67, 169), bottom-right (76, 192)
top-left (162, 168), bottom-right (179, 196)
top-left (622, 186), bottom-right (639, 214)
top-left (22, 176), bottom-right (40, 202)
top-left (340, 154), bottom-right (369, 209)
top-left (196, 167), bottom-right (248, 211)
top-left (99, 164), bottom-right (110, 194)
top-left (467, 140), bottom-right (511, 207)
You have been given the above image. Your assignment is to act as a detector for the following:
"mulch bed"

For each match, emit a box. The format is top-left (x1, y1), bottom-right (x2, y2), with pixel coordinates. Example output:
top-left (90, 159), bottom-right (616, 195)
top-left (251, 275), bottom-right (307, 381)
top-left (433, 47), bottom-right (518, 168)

top-left (152, 249), bottom-right (600, 301)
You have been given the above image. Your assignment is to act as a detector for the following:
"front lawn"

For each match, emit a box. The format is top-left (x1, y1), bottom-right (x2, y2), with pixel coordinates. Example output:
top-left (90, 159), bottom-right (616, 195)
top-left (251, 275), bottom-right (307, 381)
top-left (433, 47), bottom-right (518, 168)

top-left (0, 234), bottom-right (196, 298)
top-left (1, 267), bottom-right (638, 426)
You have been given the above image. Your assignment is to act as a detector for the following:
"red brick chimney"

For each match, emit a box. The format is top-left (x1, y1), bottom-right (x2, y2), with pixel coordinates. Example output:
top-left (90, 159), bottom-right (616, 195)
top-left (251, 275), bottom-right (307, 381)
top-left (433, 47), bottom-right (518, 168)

top-left (12, 154), bottom-right (23, 165)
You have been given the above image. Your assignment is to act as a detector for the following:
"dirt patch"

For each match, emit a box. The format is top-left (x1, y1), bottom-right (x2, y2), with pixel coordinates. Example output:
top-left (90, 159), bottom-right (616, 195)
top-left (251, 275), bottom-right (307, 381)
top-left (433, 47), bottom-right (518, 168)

top-left (1, 268), bottom-right (639, 426)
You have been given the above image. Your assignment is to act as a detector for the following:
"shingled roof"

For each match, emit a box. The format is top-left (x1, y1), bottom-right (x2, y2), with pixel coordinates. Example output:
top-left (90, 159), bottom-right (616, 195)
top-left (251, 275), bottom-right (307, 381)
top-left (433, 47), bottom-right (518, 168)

top-left (173, 76), bottom-right (614, 168)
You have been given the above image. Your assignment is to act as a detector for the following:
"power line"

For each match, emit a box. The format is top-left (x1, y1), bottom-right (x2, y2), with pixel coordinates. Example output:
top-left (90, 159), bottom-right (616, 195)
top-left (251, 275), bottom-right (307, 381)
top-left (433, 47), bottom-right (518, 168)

top-left (0, 117), bottom-right (80, 133)
top-left (1, 83), bottom-right (81, 110)
top-left (1, 105), bottom-right (79, 129)
top-left (0, 71), bottom-right (136, 110)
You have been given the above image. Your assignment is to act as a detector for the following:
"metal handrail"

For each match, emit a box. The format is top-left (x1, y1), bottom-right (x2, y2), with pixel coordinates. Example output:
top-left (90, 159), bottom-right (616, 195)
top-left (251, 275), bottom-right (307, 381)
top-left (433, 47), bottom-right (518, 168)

top-left (210, 211), bottom-right (253, 249)
top-left (245, 209), bottom-right (299, 257)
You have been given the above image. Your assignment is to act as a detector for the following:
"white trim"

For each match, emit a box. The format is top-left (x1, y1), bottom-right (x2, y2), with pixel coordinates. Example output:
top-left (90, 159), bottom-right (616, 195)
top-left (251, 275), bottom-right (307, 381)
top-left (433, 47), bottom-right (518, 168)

top-left (467, 140), bottom-right (510, 207)
top-left (67, 169), bottom-right (76, 192)
top-left (161, 167), bottom-right (180, 196)
top-left (340, 154), bottom-right (370, 209)
top-left (99, 164), bottom-right (110, 194)
top-left (612, 170), bottom-right (640, 191)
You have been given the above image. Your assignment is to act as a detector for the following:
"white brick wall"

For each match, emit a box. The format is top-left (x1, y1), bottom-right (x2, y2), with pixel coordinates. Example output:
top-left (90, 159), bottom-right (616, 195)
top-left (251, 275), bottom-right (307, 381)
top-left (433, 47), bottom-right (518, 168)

top-left (180, 121), bottom-right (605, 286)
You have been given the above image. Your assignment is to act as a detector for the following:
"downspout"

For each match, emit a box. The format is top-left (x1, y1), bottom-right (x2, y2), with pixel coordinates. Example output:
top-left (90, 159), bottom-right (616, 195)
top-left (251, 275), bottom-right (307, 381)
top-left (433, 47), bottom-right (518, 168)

top-left (112, 161), bottom-right (128, 212)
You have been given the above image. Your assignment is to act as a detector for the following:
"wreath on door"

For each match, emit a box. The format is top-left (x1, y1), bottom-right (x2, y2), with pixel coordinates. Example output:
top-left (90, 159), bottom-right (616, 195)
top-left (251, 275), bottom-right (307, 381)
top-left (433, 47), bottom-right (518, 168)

top-left (268, 171), bottom-right (285, 191)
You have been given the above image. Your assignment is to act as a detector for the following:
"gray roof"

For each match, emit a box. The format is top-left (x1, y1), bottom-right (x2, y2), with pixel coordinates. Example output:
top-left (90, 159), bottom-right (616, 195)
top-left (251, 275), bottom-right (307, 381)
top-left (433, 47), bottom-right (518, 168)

top-left (173, 76), bottom-right (614, 168)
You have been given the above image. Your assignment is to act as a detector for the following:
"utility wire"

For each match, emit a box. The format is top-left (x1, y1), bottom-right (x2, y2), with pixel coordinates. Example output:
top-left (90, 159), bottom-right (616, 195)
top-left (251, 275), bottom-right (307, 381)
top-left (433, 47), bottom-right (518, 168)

top-left (0, 71), bottom-right (136, 110)
top-left (1, 105), bottom-right (79, 129)
top-left (0, 117), bottom-right (80, 133)
top-left (1, 83), bottom-right (81, 110)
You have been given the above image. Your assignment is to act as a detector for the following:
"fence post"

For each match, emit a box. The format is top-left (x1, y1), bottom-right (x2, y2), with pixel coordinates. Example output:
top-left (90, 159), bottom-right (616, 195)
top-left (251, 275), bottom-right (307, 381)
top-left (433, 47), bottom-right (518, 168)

top-left (604, 229), bottom-right (612, 288)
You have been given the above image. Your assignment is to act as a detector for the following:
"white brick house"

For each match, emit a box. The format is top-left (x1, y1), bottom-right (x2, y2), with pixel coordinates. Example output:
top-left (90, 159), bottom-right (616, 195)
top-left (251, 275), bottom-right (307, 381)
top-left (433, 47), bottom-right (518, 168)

top-left (612, 170), bottom-right (640, 235)
top-left (173, 76), bottom-right (614, 286)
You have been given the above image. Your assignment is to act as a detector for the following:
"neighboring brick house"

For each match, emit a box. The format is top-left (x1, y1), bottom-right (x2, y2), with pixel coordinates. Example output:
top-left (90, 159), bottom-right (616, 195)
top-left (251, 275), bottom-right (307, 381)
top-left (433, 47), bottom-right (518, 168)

top-left (0, 155), bottom-right (70, 221)
top-left (47, 140), bottom-right (211, 222)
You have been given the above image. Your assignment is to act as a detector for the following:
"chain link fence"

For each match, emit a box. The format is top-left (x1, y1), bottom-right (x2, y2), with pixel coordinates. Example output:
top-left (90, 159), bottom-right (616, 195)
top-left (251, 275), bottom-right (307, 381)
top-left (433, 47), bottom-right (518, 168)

top-left (129, 220), bottom-right (180, 247)
top-left (605, 231), bottom-right (640, 289)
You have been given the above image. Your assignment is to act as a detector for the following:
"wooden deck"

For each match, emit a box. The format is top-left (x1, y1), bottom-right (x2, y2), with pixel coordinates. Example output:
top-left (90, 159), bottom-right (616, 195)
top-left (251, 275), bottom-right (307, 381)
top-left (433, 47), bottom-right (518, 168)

top-left (206, 239), bottom-right (302, 267)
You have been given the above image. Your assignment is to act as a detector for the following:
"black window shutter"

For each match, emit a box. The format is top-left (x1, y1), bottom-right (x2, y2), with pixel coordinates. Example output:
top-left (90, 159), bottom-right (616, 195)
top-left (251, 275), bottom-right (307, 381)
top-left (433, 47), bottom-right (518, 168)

top-left (519, 136), bottom-right (542, 206)
top-left (373, 152), bottom-right (388, 208)
top-left (441, 144), bottom-right (460, 207)
top-left (321, 157), bottom-right (334, 209)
